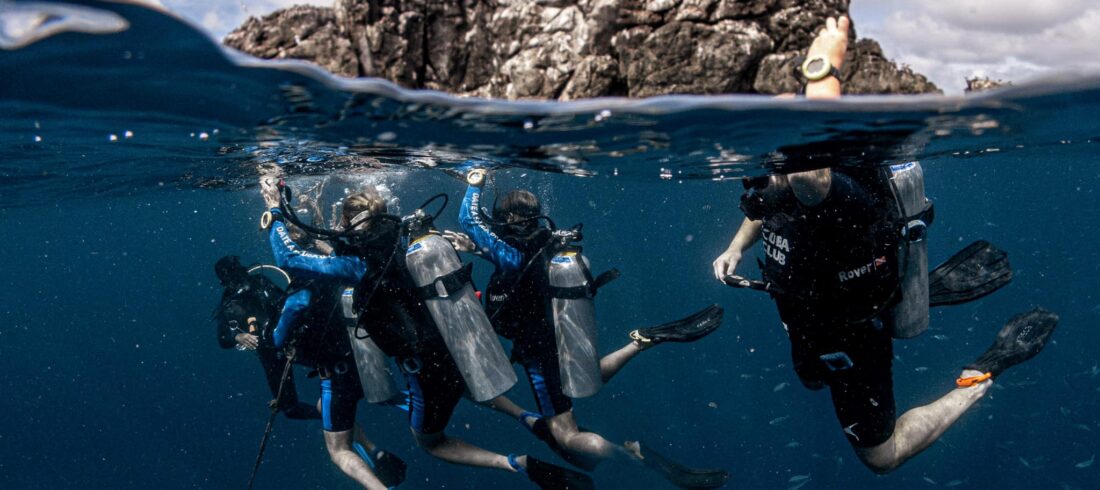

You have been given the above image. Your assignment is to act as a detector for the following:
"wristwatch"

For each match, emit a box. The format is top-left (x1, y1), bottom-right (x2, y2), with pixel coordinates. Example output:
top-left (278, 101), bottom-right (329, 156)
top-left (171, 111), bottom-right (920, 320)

top-left (800, 55), bottom-right (840, 82)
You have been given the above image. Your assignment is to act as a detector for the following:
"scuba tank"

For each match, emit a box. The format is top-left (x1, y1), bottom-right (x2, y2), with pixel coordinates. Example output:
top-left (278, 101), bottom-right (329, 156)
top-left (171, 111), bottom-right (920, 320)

top-left (886, 161), bottom-right (932, 338)
top-left (402, 205), bottom-right (517, 403)
top-left (546, 227), bottom-right (603, 399)
top-left (341, 288), bottom-right (399, 404)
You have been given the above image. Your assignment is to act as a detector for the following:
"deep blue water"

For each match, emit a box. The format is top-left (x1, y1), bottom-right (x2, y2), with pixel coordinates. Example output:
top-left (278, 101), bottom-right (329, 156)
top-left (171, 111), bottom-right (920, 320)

top-left (1, 1), bottom-right (1098, 489)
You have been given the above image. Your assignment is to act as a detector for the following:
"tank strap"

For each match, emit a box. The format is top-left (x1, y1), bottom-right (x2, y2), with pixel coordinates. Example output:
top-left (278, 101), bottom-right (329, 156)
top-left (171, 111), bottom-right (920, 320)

top-left (548, 266), bottom-right (620, 299)
top-left (415, 262), bottom-right (473, 300)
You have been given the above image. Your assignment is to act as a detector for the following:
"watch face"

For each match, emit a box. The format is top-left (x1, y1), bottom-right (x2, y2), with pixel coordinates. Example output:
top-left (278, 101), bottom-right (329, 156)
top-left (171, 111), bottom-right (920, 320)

top-left (802, 57), bottom-right (830, 80)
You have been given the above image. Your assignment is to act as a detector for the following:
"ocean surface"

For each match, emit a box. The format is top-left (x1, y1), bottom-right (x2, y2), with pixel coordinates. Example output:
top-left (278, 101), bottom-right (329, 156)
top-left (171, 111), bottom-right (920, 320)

top-left (1, 1), bottom-right (1098, 489)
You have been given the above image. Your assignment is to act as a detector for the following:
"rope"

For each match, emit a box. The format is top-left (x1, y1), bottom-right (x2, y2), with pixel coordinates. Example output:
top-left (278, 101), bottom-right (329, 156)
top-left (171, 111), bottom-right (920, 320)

top-left (246, 349), bottom-right (296, 490)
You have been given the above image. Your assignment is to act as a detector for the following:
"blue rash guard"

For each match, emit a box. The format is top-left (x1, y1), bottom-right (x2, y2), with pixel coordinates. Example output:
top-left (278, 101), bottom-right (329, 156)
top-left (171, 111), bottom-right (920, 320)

top-left (457, 185), bottom-right (525, 273)
top-left (266, 209), bottom-right (370, 349)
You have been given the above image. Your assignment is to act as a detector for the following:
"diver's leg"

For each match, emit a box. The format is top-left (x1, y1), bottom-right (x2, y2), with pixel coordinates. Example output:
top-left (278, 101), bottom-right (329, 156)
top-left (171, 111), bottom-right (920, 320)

top-left (546, 410), bottom-right (636, 467)
top-left (320, 374), bottom-right (386, 489)
top-left (855, 370), bottom-right (990, 473)
top-left (599, 341), bottom-right (643, 382)
top-left (324, 429), bottom-right (388, 489)
top-left (406, 359), bottom-right (516, 471)
top-left (412, 430), bottom-right (516, 471)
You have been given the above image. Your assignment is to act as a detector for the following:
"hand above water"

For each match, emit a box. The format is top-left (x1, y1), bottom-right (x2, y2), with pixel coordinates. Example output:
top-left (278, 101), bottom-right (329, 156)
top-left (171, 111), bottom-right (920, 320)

top-left (807, 15), bottom-right (849, 71)
top-left (257, 164), bottom-right (283, 209)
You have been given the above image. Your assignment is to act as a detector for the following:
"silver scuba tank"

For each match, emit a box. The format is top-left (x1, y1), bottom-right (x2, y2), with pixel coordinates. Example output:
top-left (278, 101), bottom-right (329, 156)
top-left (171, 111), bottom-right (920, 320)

top-left (341, 288), bottom-right (399, 404)
top-left (548, 249), bottom-right (603, 399)
top-left (888, 161), bottom-right (930, 339)
top-left (404, 230), bottom-right (517, 402)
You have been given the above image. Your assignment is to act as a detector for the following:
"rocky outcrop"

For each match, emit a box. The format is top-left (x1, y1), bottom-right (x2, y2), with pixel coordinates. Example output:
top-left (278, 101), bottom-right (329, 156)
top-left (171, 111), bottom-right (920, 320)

top-left (224, 0), bottom-right (940, 98)
top-left (965, 76), bottom-right (1010, 93)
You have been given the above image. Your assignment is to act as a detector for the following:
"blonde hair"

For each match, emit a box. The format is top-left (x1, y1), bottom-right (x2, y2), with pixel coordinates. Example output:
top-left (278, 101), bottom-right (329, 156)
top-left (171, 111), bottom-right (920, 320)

top-left (341, 189), bottom-right (387, 229)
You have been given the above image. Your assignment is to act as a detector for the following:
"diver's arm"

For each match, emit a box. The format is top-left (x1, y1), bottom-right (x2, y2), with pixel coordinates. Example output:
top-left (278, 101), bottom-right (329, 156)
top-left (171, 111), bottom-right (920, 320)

top-left (272, 288), bottom-right (311, 349)
top-left (267, 211), bottom-right (368, 282)
top-left (216, 316), bottom-right (238, 349)
top-left (457, 184), bottom-right (525, 272)
top-left (804, 16), bottom-right (848, 99)
top-left (712, 218), bottom-right (763, 281)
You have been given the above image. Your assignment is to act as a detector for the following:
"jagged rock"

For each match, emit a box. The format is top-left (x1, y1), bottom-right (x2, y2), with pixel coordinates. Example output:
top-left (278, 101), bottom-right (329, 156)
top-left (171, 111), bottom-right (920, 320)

top-left (224, 6), bottom-right (357, 78)
top-left (224, 0), bottom-right (939, 99)
top-left (965, 76), bottom-right (1010, 92)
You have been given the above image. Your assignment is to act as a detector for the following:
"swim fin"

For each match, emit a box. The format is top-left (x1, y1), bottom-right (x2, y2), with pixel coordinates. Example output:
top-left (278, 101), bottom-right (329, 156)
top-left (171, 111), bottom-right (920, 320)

top-left (636, 442), bottom-right (730, 489)
top-left (366, 449), bottom-right (407, 488)
top-left (631, 304), bottom-right (724, 349)
top-left (524, 456), bottom-right (595, 490)
top-left (967, 308), bottom-right (1059, 378)
top-left (929, 240), bottom-right (1013, 307)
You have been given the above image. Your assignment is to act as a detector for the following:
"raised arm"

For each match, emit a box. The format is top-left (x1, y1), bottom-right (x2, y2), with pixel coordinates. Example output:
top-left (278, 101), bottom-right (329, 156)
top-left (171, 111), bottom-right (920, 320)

top-left (259, 174), bottom-right (368, 283)
top-left (456, 172), bottom-right (525, 272)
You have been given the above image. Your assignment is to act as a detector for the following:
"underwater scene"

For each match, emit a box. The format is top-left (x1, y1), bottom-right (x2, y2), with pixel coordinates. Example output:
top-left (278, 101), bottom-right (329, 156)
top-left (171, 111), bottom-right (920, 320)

top-left (1, 1), bottom-right (1098, 489)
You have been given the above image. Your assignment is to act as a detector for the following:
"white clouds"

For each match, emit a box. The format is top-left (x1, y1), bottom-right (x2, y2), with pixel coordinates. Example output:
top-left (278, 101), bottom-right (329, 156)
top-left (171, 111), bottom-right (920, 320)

top-left (160, 0), bottom-right (332, 38)
top-left (852, 0), bottom-right (1100, 93)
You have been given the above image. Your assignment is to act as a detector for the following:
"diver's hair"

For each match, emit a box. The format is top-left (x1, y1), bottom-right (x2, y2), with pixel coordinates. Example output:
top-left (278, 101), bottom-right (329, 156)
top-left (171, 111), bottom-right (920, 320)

top-left (341, 189), bottom-right (387, 228)
top-left (494, 189), bottom-right (541, 224)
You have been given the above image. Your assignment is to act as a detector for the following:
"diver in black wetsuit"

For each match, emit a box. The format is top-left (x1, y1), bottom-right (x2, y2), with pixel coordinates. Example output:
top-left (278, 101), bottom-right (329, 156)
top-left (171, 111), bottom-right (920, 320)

top-left (712, 16), bottom-right (1059, 474)
top-left (446, 169), bottom-right (729, 488)
top-left (259, 175), bottom-right (593, 490)
top-left (212, 255), bottom-right (319, 420)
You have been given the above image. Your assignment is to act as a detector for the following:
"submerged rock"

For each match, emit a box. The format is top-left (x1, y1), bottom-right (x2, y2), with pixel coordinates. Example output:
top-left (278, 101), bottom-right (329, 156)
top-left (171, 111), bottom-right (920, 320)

top-left (224, 0), bottom-right (940, 98)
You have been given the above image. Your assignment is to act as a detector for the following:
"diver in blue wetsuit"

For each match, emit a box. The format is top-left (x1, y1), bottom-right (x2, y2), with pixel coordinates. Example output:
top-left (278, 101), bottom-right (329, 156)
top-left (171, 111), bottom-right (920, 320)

top-left (260, 186), bottom-right (408, 490)
top-left (213, 255), bottom-right (319, 420)
top-left (447, 169), bottom-right (729, 488)
top-left (259, 177), bottom-right (591, 490)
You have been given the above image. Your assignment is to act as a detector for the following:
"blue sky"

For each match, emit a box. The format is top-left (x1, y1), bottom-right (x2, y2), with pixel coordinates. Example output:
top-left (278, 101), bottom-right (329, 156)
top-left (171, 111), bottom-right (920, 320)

top-left (156, 0), bottom-right (1099, 94)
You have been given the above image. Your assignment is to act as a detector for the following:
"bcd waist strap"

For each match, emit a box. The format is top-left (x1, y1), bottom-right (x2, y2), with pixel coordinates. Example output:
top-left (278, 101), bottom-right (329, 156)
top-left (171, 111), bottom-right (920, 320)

top-left (415, 262), bottom-right (473, 300)
top-left (549, 268), bottom-right (620, 299)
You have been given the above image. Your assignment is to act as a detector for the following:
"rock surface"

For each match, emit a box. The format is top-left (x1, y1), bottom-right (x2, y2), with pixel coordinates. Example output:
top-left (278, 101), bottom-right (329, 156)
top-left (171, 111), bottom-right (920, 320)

top-left (965, 76), bottom-right (1010, 93)
top-left (224, 0), bottom-right (940, 98)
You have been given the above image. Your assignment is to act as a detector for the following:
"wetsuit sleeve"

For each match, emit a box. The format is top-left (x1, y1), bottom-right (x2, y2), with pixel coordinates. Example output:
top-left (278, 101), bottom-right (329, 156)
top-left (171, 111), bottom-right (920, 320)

top-left (267, 209), bottom-right (368, 283)
top-left (457, 185), bottom-right (525, 272)
top-left (273, 288), bottom-right (311, 349)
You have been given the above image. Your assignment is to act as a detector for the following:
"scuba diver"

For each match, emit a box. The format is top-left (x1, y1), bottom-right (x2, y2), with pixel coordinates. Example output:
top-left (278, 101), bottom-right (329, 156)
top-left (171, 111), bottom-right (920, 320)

top-left (711, 16), bottom-right (1059, 474)
top-left (256, 185), bottom-right (409, 489)
top-left (447, 167), bottom-right (730, 488)
top-left (213, 254), bottom-right (319, 420)
top-left (259, 175), bottom-right (595, 490)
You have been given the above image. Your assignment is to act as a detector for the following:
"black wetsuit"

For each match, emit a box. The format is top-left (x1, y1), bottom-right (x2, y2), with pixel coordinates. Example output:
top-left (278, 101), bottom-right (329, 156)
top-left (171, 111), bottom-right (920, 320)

top-left (750, 172), bottom-right (900, 447)
top-left (214, 275), bottom-right (319, 420)
top-left (355, 247), bottom-right (470, 435)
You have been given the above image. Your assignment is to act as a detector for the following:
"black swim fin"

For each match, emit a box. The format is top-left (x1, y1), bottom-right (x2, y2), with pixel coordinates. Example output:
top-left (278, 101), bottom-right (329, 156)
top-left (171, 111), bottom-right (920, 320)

top-left (967, 308), bottom-right (1059, 378)
top-left (637, 443), bottom-right (730, 489)
top-left (631, 304), bottom-right (724, 348)
top-left (525, 456), bottom-right (595, 490)
top-left (370, 449), bottom-right (407, 488)
top-left (929, 240), bottom-right (1013, 307)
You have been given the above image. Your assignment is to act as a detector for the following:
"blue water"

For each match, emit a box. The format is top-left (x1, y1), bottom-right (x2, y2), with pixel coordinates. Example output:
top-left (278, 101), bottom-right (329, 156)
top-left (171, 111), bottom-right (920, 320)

top-left (1, 1), bottom-right (1098, 489)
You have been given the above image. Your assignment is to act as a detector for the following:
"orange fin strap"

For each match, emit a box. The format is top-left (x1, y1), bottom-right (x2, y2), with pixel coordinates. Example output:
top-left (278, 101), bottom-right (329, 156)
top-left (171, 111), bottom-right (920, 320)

top-left (956, 372), bottom-right (992, 388)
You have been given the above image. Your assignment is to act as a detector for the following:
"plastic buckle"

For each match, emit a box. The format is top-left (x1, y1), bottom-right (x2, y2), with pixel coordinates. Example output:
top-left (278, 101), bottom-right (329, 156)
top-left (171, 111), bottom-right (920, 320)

top-left (401, 357), bottom-right (422, 374)
top-left (334, 362), bottom-right (349, 375)
top-left (820, 352), bottom-right (854, 372)
top-left (434, 278), bottom-right (449, 298)
top-left (901, 220), bottom-right (928, 243)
